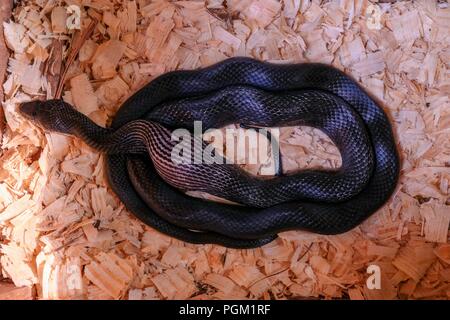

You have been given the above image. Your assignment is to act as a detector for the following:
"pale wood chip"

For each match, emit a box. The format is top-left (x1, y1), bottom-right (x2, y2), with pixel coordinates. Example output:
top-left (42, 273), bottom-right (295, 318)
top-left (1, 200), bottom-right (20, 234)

top-left (70, 73), bottom-right (98, 115)
top-left (0, 193), bottom-right (35, 223)
top-left (0, 282), bottom-right (33, 300)
top-left (91, 40), bottom-right (127, 80)
top-left (84, 252), bottom-right (134, 299)
top-left (422, 203), bottom-right (450, 243)
top-left (51, 6), bottom-right (67, 34)
top-left (392, 242), bottom-right (436, 282)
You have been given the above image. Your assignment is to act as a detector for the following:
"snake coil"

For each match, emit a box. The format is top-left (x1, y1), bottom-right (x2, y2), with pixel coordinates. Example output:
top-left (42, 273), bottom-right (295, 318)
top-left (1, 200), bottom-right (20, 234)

top-left (20, 58), bottom-right (400, 248)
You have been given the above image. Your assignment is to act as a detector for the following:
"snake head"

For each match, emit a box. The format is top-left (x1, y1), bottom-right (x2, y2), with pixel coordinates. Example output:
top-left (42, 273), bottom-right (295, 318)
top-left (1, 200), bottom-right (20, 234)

top-left (19, 99), bottom-right (74, 134)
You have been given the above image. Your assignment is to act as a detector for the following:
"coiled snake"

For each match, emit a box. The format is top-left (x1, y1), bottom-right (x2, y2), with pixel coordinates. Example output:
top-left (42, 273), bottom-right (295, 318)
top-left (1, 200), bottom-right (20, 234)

top-left (19, 57), bottom-right (400, 248)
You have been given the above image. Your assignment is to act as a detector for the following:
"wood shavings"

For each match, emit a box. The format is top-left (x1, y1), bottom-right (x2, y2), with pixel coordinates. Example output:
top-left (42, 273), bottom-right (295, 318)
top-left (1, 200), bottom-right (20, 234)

top-left (240, 0), bottom-right (281, 30)
top-left (95, 75), bottom-right (129, 108)
top-left (213, 26), bottom-right (241, 51)
top-left (84, 252), bottom-right (134, 299)
top-left (79, 39), bottom-right (98, 63)
top-left (352, 51), bottom-right (385, 77)
top-left (389, 9), bottom-right (421, 44)
top-left (421, 202), bottom-right (450, 243)
top-left (1, 243), bottom-right (38, 287)
top-left (204, 273), bottom-right (247, 298)
top-left (0, 0), bottom-right (13, 145)
top-left (392, 242), bottom-right (436, 282)
top-left (91, 40), bottom-right (127, 80)
top-left (434, 244), bottom-right (450, 264)
top-left (0, 281), bottom-right (33, 299)
top-left (50, 6), bottom-right (67, 34)
top-left (8, 59), bottom-right (43, 95)
top-left (0, 193), bottom-right (35, 223)
top-left (165, 266), bottom-right (197, 299)
top-left (70, 73), bottom-right (98, 115)
top-left (60, 153), bottom-right (99, 178)
top-left (0, 0), bottom-right (448, 300)
top-left (2, 21), bottom-right (30, 54)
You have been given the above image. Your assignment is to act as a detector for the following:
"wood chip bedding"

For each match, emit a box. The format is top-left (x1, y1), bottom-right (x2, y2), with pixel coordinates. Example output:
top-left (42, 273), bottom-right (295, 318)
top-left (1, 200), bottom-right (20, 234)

top-left (0, 0), bottom-right (448, 300)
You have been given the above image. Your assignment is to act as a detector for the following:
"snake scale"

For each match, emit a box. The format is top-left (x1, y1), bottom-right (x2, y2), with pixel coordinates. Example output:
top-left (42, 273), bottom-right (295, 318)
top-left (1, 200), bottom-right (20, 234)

top-left (19, 57), bottom-right (400, 248)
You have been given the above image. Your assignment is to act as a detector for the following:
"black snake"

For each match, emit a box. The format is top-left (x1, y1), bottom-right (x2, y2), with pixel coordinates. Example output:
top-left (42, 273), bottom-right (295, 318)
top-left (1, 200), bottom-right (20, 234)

top-left (19, 57), bottom-right (400, 248)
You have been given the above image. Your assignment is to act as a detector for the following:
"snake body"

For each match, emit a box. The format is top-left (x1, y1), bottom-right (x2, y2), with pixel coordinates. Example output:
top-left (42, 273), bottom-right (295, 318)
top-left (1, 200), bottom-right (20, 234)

top-left (19, 57), bottom-right (400, 248)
